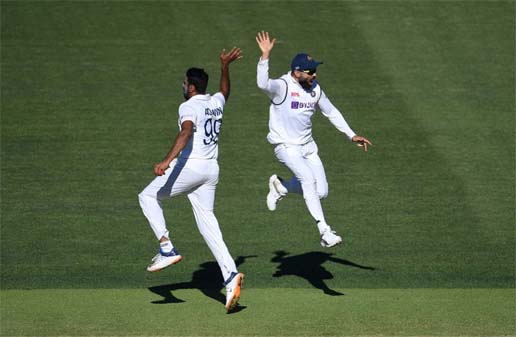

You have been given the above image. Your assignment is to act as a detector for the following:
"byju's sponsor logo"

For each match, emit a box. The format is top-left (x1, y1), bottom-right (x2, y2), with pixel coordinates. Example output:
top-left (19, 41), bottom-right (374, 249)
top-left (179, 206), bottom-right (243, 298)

top-left (291, 101), bottom-right (315, 109)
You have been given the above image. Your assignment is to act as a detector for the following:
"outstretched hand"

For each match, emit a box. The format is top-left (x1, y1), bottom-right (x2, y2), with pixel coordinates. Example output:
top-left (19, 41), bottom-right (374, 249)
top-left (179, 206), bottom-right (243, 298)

top-left (256, 31), bottom-right (276, 60)
top-left (220, 47), bottom-right (243, 67)
top-left (352, 135), bottom-right (373, 152)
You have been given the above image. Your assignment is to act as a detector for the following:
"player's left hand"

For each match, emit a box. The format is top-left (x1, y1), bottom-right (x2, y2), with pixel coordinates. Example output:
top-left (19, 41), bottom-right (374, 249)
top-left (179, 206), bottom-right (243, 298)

top-left (154, 161), bottom-right (169, 176)
top-left (220, 47), bottom-right (243, 66)
top-left (352, 135), bottom-right (372, 152)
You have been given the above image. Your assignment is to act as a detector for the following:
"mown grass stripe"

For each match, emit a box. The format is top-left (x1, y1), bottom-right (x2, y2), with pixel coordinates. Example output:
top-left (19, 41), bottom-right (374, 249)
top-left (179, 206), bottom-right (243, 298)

top-left (1, 288), bottom-right (513, 336)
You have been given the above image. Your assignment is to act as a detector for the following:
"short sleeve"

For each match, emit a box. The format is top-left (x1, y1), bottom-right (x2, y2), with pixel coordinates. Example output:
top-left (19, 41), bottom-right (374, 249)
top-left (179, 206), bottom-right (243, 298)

top-left (178, 104), bottom-right (197, 125)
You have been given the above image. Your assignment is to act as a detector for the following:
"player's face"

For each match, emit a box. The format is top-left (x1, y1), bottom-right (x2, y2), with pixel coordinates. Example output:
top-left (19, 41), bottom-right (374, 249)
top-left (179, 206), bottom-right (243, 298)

top-left (182, 77), bottom-right (190, 100)
top-left (296, 69), bottom-right (317, 90)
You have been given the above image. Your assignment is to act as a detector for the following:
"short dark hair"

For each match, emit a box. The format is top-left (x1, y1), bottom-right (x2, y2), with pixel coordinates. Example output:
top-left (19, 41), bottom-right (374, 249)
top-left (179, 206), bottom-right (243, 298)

top-left (186, 68), bottom-right (209, 94)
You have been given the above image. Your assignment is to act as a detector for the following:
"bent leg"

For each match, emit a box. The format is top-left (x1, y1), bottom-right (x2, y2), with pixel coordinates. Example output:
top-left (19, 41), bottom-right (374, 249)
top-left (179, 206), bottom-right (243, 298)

top-left (138, 160), bottom-right (193, 240)
top-left (139, 173), bottom-right (173, 240)
top-left (304, 145), bottom-right (329, 199)
top-left (274, 144), bottom-right (329, 232)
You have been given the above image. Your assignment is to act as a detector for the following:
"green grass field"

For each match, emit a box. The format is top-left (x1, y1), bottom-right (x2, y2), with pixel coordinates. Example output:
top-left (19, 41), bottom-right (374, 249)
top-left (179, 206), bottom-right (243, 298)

top-left (1, 1), bottom-right (514, 336)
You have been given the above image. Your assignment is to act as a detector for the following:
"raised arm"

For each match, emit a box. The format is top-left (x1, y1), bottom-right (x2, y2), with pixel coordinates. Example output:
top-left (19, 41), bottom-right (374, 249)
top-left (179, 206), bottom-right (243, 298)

top-left (256, 31), bottom-right (286, 100)
top-left (219, 47), bottom-right (243, 101)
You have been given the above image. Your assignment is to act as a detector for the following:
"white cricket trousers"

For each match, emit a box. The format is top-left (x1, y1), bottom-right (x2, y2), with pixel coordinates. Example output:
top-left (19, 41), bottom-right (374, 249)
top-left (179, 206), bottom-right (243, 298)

top-left (138, 158), bottom-right (237, 281)
top-left (274, 141), bottom-right (331, 234)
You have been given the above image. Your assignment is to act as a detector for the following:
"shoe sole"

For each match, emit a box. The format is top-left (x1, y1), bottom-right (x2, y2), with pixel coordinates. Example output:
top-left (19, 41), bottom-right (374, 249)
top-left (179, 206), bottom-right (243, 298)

top-left (273, 176), bottom-right (288, 195)
top-left (320, 238), bottom-right (343, 248)
top-left (267, 174), bottom-right (281, 212)
top-left (267, 175), bottom-right (279, 211)
top-left (266, 192), bottom-right (277, 211)
top-left (147, 255), bottom-right (183, 272)
top-left (226, 273), bottom-right (245, 313)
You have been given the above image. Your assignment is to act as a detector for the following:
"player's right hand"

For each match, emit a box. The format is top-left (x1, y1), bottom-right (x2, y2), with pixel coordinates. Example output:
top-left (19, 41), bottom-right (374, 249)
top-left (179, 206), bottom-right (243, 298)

top-left (220, 47), bottom-right (243, 66)
top-left (154, 162), bottom-right (169, 176)
top-left (256, 31), bottom-right (276, 59)
top-left (352, 135), bottom-right (373, 152)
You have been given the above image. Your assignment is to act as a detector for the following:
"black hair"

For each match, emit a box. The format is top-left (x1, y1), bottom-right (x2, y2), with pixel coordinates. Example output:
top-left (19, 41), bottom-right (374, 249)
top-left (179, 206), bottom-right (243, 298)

top-left (186, 67), bottom-right (209, 94)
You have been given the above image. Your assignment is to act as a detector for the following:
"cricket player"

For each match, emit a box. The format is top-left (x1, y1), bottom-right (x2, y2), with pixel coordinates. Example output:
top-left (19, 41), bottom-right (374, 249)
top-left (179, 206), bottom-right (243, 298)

top-left (138, 47), bottom-right (244, 312)
top-left (255, 31), bottom-right (372, 248)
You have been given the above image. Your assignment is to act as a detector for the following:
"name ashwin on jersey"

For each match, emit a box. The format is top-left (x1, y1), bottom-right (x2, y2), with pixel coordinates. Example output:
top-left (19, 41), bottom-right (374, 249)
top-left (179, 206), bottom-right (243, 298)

top-left (205, 107), bottom-right (223, 117)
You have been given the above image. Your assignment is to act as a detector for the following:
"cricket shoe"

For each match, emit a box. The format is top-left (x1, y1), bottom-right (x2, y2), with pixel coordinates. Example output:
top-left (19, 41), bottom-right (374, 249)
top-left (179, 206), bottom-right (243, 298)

top-left (267, 174), bottom-right (287, 211)
top-left (320, 230), bottom-right (343, 248)
top-left (147, 248), bottom-right (182, 272)
top-left (224, 272), bottom-right (245, 313)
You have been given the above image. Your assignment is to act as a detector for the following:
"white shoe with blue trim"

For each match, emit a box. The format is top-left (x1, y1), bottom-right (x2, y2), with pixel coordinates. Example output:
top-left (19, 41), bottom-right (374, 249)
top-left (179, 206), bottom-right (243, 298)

top-left (267, 174), bottom-right (287, 211)
top-left (147, 248), bottom-right (182, 272)
top-left (225, 272), bottom-right (245, 313)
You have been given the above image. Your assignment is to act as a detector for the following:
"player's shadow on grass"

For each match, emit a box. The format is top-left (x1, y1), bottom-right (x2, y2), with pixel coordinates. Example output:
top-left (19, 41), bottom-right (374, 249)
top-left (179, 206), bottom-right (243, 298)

top-left (271, 250), bottom-right (375, 296)
top-left (148, 255), bottom-right (255, 313)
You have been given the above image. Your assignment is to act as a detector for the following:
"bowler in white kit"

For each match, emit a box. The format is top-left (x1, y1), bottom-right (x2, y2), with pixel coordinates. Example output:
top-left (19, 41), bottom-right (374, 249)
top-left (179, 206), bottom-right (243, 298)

top-left (256, 31), bottom-right (372, 248)
top-left (138, 47), bottom-right (244, 312)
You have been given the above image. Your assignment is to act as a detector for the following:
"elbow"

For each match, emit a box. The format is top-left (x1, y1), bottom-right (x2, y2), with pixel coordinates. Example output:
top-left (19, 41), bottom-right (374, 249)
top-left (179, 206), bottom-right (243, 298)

top-left (219, 84), bottom-right (229, 101)
top-left (180, 128), bottom-right (193, 139)
top-left (257, 80), bottom-right (267, 90)
top-left (256, 75), bottom-right (265, 89)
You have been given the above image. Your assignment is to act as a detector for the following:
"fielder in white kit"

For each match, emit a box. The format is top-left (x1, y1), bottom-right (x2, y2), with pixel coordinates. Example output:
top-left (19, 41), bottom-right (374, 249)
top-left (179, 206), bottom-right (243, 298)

top-left (138, 47), bottom-right (244, 312)
top-left (256, 31), bottom-right (372, 248)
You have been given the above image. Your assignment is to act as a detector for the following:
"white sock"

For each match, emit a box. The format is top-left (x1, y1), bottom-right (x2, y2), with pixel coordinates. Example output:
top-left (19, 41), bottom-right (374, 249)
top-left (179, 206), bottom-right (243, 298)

top-left (160, 240), bottom-right (174, 253)
top-left (316, 221), bottom-right (331, 235)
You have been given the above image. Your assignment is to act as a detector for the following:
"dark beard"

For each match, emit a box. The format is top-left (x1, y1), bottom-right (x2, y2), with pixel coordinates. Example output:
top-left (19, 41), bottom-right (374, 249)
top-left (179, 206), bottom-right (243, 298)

top-left (183, 88), bottom-right (189, 100)
top-left (299, 79), bottom-right (312, 91)
top-left (299, 78), bottom-right (318, 93)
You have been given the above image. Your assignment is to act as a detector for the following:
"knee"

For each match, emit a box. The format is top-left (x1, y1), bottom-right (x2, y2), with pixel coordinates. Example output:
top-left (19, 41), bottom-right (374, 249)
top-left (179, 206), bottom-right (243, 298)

top-left (317, 183), bottom-right (329, 199)
top-left (138, 192), bottom-right (147, 207)
top-left (301, 179), bottom-right (318, 198)
top-left (138, 191), bottom-right (156, 205)
top-left (318, 190), bottom-right (328, 199)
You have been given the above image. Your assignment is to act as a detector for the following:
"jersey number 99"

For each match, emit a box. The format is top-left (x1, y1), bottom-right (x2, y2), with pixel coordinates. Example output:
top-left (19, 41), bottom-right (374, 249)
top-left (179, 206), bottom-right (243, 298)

top-left (203, 118), bottom-right (222, 145)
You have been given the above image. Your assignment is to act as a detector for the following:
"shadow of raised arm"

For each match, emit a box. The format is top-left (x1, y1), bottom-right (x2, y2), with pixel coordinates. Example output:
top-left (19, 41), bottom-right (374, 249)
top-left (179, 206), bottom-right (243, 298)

top-left (327, 256), bottom-right (375, 270)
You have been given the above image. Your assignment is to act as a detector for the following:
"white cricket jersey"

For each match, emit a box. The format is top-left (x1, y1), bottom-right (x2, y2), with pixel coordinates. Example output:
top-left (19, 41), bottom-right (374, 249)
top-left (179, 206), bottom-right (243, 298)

top-left (257, 58), bottom-right (356, 145)
top-left (178, 93), bottom-right (225, 160)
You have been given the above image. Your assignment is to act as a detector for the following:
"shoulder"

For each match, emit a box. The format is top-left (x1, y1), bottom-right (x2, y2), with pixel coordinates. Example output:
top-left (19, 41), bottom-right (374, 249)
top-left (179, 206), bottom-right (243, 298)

top-left (314, 83), bottom-right (323, 98)
top-left (179, 100), bottom-right (198, 117)
top-left (178, 100), bottom-right (193, 111)
top-left (317, 83), bottom-right (330, 98)
top-left (212, 92), bottom-right (226, 106)
top-left (280, 73), bottom-right (291, 81)
top-left (275, 75), bottom-right (289, 89)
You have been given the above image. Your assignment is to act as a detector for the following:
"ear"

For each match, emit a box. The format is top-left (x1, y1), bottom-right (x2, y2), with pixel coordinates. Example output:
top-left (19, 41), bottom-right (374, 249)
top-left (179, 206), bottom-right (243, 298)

top-left (187, 84), bottom-right (196, 94)
top-left (292, 70), bottom-right (301, 80)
